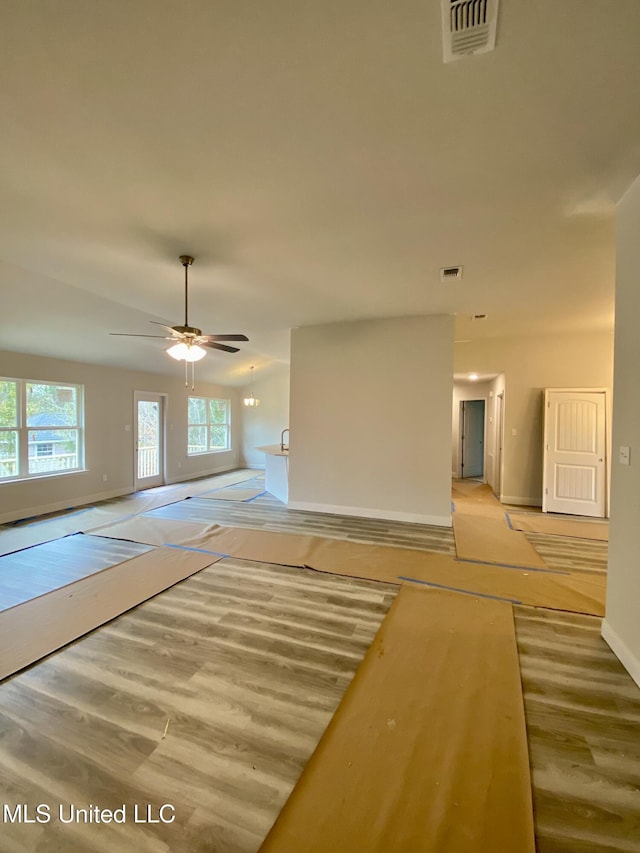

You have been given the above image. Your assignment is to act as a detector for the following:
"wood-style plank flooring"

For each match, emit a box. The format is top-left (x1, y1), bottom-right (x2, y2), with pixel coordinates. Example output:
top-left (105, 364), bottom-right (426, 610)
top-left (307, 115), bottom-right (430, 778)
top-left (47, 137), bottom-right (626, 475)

top-left (1, 472), bottom-right (639, 852)
top-left (523, 532), bottom-right (608, 576)
top-left (515, 606), bottom-right (640, 852)
top-left (144, 496), bottom-right (457, 554)
top-left (0, 558), bottom-right (396, 852)
top-left (0, 535), bottom-right (153, 611)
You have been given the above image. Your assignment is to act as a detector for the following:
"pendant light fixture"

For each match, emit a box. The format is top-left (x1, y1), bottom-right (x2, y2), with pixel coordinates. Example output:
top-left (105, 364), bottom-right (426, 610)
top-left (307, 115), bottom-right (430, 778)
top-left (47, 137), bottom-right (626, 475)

top-left (243, 366), bottom-right (260, 407)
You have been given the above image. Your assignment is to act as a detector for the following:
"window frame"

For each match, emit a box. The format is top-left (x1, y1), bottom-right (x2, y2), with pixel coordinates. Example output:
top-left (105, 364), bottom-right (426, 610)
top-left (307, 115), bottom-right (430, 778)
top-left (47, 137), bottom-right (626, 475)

top-left (0, 378), bottom-right (85, 482)
top-left (187, 396), bottom-right (231, 456)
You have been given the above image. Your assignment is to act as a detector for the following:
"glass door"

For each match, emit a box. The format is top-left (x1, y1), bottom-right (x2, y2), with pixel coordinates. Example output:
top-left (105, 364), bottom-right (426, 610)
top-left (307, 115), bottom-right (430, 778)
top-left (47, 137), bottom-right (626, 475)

top-left (134, 392), bottom-right (165, 490)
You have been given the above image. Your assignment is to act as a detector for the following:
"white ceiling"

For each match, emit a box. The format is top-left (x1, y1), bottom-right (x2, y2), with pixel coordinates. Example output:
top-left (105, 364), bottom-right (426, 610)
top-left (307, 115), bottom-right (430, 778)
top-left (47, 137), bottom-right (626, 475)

top-left (1, 1), bottom-right (639, 385)
top-left (453, 372), bottom-right (500, 386)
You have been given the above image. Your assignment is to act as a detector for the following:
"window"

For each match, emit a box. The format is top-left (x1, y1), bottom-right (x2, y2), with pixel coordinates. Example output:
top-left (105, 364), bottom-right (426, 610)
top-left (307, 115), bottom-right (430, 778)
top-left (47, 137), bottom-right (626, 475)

top-left (0, 379), bottom-right (84, 480)
top-left (187, 397), bottom-right (230, 454)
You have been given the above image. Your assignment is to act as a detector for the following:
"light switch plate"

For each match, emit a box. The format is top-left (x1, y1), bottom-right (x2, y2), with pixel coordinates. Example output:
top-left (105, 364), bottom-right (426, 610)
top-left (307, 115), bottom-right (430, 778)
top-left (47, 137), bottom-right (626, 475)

top-left (619, 446), bottom-right (630, 465)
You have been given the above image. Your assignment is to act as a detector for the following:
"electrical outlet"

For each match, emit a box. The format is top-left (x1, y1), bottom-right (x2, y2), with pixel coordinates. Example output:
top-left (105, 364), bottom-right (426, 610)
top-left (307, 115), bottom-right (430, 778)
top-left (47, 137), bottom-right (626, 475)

top-left (102, 474), bottom-right (108, 482)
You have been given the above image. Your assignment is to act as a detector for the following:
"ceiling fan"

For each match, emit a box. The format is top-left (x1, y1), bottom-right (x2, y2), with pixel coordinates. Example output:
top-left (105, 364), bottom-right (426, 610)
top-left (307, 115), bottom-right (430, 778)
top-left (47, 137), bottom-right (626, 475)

top-left (110, 255), bottom-right (249, 363)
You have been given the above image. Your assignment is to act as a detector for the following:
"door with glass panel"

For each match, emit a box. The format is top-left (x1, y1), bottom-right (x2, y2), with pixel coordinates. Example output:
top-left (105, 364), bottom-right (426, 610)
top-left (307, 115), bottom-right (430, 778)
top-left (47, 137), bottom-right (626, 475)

top-left (134, 392), bottom-right (165, 490)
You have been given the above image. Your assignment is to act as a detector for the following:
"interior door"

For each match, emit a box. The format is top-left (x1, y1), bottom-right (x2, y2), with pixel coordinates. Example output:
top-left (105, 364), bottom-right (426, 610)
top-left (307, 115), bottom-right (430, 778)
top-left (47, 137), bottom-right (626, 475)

top-left (134, 392), bottom-right (165, 490)
top-left (543, 390), bottom-right (606, 517)
top-left (461, 399), bottom-right (485, 479)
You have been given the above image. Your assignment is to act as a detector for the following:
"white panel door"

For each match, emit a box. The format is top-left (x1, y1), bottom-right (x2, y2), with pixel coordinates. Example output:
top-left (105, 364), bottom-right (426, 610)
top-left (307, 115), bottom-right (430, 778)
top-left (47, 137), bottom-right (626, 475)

top-left (543, 390), bottom-right (606, 517)
top-left (134, 392), bottom-right (165, 490)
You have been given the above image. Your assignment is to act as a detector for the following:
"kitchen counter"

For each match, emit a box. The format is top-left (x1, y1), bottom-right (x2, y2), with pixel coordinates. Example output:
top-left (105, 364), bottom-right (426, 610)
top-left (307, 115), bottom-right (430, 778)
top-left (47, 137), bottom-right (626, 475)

top-left (257, 445), bottom-right (289, 502)
top-left (256, 444), bottom-right (289, 457)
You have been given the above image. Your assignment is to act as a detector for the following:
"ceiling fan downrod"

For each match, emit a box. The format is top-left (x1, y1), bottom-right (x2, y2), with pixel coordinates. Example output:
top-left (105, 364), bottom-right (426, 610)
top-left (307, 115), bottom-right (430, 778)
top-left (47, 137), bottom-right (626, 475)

top-left (179, 255), bottom-right (194, 330)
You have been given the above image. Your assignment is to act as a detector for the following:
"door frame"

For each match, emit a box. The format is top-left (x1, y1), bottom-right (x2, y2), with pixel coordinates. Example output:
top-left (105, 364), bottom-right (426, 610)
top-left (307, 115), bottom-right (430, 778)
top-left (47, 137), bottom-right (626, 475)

top-left (458, 397), bottom-right (488, 483)
top-left (133, 391), bottom-right (167, 491)
top-left (542, 387), bottom-right (611, 517)
top-left (495, 391), bottom-right (504, 499)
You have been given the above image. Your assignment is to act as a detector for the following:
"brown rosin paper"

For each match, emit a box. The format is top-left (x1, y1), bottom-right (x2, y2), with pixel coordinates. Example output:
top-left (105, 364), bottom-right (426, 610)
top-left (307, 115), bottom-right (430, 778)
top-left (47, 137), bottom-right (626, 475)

top-left (89, 521), bottom-right (605, 616)
top-left (306, 542), bottom-right (605, 616)
top-left (259, 586), bottom-right (535, 853)
top-left (507, 513), bottom-right (609, 541)
top-left (451, 481), bottom-right (551, 568)
top-left (184, 528), bottom-right (604, 616)
top-left (452, 479), bottom-right (502, 509)
top-left (0, 547), bottom-right (219, 682)
top-left (453, 513), bottom-right (549, 569)
top-left (89, 515), bottom-right (221, 547)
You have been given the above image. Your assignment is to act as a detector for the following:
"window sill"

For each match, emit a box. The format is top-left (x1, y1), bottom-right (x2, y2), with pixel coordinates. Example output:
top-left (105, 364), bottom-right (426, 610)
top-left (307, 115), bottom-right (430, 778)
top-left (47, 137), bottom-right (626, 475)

top-left (0, 468), bottom-right (88, 485)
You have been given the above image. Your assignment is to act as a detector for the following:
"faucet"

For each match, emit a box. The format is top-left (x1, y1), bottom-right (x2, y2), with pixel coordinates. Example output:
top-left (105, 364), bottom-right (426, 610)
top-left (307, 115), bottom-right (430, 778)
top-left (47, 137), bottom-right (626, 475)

top-left (280, 428), bottom-right (290, 452)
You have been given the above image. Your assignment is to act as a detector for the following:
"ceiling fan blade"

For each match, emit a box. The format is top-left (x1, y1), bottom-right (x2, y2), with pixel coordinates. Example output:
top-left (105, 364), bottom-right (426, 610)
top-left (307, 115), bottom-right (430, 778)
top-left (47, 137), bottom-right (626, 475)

top-left (202, 341), bottom-right (241, 353)
top-left (201, 334), bottom-right (249, 342)
top-left (149, 321), bottom-right (180, 335)
top-left (109, 333), bottom-right (169, 338)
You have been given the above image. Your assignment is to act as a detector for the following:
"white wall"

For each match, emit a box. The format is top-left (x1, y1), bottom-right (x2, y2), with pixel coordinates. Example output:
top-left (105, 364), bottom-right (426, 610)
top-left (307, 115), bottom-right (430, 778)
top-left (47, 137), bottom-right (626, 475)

top-left (602, 173), bottom-right (640, 688)
top-left (240, 364), bottom-right (290, 468)
top-left (288, 315), bottom-right (455, 525)
top-left (455, 332), bottom-right (613, 506)
top-left (451, 381), bottom-right (492, 479)
top-left (0, 350), bottom-right (242, 523)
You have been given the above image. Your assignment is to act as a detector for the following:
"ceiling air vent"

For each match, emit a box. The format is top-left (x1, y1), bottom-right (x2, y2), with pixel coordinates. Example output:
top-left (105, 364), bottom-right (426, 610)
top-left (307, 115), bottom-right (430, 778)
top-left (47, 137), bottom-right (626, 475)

top-left (441, 0), bottom-right (500, 63)
top-left (440, 265), bottom-right (463, 282)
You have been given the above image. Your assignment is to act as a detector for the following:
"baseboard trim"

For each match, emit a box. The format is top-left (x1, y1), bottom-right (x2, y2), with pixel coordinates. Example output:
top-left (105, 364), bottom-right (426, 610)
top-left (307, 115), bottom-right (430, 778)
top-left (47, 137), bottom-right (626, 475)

top-left (0, 465), bottom-right (247, 524)
top-left (500, 495), bottom-right (543, 508)
top-left (0, 487), bottom-right (133, 526)
top-left (601, 619), bottom-right (640, 690)
top-left (287, 500), bottom-right (452, 527)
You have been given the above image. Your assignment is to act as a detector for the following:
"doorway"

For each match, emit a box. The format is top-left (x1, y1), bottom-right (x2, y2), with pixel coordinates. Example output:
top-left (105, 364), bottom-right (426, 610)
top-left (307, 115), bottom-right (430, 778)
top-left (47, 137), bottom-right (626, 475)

top-left (134, 392), bottom-right (166, 490)
top-left (460, 399), bottom-right (485, 479)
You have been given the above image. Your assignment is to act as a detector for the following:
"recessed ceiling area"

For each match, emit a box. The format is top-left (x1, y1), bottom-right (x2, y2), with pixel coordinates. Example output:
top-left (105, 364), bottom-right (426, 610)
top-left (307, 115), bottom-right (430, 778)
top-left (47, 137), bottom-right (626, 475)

top-left (453, 372), bottom-right (500, 385)
top-left (1, 1), bottom-right (639, 384)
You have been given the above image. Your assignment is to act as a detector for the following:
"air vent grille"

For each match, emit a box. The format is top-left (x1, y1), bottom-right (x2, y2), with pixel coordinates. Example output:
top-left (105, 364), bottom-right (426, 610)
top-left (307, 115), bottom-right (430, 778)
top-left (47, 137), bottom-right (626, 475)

top-left (441, 265), bottom-right (463, 282)
top-left (442, 0), bottom-right (499, 63)
top-left (450, 0), bottom-right (488, 30)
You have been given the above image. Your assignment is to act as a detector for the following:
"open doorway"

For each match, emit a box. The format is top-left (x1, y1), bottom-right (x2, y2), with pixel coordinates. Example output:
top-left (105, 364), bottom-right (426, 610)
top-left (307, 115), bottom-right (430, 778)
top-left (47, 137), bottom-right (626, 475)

top-left (460, 399), bottom-right (485, 479)
top-left (452, 374), bottom-right (505, 491)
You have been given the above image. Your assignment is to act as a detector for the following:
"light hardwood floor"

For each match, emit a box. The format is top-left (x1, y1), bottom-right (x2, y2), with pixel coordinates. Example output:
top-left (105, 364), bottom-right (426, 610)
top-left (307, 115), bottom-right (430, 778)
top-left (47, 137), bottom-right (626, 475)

top-left (515, 606), bottom-right (640, 852)
top-left (0, 535), bottom-right (153, 611)
top-left (0, 473), bottom-right (639, 852)
top-left (144, 496), bottom-right (457, 554)
top-left (0, 558), bottom-right (396, 852)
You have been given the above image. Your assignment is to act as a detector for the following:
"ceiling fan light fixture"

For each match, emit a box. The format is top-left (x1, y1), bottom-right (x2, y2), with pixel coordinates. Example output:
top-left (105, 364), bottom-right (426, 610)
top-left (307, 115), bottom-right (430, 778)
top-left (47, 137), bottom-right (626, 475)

top-left (109, 255), bottom-right (248, 391)
top-left (167, 342), bottom-right (207, 362)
